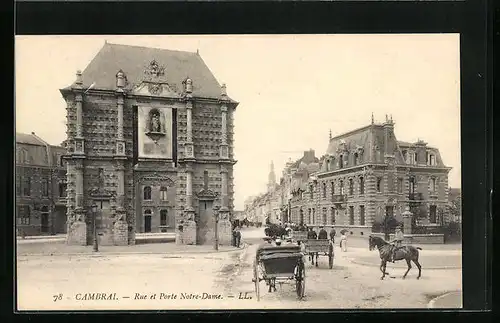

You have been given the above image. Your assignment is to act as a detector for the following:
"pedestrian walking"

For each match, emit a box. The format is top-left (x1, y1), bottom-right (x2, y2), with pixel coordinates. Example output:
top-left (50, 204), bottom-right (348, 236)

top-left (340, 232), bottom-right (347, 252)
top-left (329, 227), bottom-right (336, 244)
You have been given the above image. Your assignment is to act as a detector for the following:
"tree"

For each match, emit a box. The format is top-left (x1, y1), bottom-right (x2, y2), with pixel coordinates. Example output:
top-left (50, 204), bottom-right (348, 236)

top-left (448, 193), bottom-right (462, 223)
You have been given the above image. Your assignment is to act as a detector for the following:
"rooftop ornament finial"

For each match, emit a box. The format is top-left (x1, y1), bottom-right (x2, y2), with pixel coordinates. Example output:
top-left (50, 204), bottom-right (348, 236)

top-left (116, 69), bottom-right (126, 89)
top-left (371, 112), bottom-right (374, 124)
top-left (329, 129), bottom-right (332, 140)
top-left (76, 70), bottom-right (83, 86)
top-left (385, 114), bottom-right (388, 122)
top-left (221, 83), bottom-right (227, 98)
top-left (185, 77), bottom-right (193, 93)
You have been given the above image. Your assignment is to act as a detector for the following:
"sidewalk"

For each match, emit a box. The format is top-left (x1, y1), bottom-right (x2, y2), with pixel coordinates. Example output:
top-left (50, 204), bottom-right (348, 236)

top-left (17, 232), bottom-right (176, 244)
top-left (428, 291), bottom-right (463, 308)
top-left (17, 240), bottom-right (248, 257)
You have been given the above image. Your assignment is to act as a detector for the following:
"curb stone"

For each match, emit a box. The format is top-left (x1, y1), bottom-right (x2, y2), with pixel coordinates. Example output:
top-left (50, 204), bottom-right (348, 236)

top-left (18, 244), bottom-right (249, 258)
top-left (427, 291), bottom-right (462, 308)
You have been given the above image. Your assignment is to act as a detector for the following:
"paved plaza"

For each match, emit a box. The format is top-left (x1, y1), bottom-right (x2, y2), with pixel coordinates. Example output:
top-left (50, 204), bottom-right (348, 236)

top-left (16, 228), bottom-right (462, 310)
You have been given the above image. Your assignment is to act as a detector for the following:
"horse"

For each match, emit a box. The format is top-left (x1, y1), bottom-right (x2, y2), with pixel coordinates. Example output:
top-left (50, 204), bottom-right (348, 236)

top-left (368, 235), bottom-right (423, 280)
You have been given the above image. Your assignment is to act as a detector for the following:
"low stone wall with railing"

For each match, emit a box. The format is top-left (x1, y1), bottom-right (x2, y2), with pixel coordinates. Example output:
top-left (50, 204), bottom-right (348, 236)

top-left (370, 232), bottom-right (445, 244)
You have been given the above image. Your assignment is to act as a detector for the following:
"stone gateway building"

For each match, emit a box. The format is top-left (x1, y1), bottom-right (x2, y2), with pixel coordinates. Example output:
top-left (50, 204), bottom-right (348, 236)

top-left (60, 43), bottom-right (238, 246)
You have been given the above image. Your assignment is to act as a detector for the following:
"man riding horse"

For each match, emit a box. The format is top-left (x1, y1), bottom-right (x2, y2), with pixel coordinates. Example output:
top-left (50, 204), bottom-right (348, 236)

top-left (389, 225), bottom-right (404, 262)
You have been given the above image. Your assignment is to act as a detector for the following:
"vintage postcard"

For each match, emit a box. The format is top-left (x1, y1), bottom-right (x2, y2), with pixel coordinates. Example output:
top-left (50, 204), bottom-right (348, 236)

top-left (15, 34), bottom-right (462, 311)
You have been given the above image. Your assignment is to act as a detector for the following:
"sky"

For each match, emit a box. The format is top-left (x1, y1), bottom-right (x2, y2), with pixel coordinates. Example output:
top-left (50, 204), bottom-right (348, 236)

top-left (15, 34), bottom-right (461, 210)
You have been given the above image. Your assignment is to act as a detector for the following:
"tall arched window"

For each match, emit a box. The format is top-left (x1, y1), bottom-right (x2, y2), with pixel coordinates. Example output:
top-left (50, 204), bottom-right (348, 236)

top-left (322, 183), bottom-right (327, 198)
top-left (349, 179), bottom-right (354, 195)
top-left (339, 180), bottom-right (344, 195)
top-left (143, 186), bottom-right (152, 200)
top-left (409, 177), bottom-right (416, 194)
top-left (339, 155), bottom-right (344, 169)
top-left (330, 207), bottom-right (335, 224)
top-left (376, 178), bottom-right (382, 192)
top-left (331, 181), bottom-right (335, 196)
top-left (430, 178), bottom-right (436, 193)
top-left (160, 186), bottom-right (168, 200)
top-left (359, 177), bottom-right (365, 195)
top-left (160, 209), bottom-right (168, 226)
top-left (353, 153), bottom-right (358, 166)
top-left (41, 179), bottom-right (48, 197)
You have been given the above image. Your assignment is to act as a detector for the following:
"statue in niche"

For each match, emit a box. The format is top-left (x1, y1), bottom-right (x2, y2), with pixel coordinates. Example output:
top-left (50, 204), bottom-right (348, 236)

top-left (150, 111), bottom-right (161, 133)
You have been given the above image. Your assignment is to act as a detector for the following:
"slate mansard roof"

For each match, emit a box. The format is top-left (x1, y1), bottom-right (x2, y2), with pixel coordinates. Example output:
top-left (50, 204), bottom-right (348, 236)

top-left (324, 123), bottom-right (448, 168)
top-left (16, 132), bottom-right (47, 146)
top-left (62, 42), bottom-right (237, 102)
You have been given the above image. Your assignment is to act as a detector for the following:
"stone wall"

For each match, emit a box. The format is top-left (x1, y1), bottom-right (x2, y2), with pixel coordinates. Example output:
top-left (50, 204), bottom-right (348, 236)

top-left (370, 232), bottom-right (445, 244)
top-left (67, 222), bottom-right (87, 245)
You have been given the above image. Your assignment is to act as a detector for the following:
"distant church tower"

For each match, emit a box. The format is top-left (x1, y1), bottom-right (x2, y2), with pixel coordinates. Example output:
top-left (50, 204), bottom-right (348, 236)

top-left (267, 161), bottom-right (277, 192)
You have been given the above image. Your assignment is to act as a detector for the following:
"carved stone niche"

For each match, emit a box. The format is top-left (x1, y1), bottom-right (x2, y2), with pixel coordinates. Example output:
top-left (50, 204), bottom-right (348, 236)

top-left (145, 108), bottom-right (166, 143)
top-left (196, 188), bottom-right (219, 201)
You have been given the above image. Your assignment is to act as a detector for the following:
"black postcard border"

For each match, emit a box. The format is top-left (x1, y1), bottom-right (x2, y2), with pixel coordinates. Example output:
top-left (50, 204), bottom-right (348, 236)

top-left (7, 0), bottom-right (492, 319)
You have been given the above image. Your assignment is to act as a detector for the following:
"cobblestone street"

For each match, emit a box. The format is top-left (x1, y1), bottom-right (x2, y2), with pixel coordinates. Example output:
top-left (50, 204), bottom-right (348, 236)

top-left (16, 228), bottom-right (462, 310)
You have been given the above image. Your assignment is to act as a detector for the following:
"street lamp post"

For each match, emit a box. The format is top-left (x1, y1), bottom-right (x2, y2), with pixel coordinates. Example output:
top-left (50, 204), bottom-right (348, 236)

top-left (91, 203), bottom-right (98, 252)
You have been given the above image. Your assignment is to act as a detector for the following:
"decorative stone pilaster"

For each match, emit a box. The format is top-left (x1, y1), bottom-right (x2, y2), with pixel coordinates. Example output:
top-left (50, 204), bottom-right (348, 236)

top-left (220, 165), bottom-right (229, 212)
top-left (185, 165), bottom-right (195, 215)
top-left (184, 78), bottom-right (195, 159)
top-left (115, 70), bottom-right (126, 157)
top-left (68, 159), bottom-right (87, 245)
top-left (74, 93), bottom-right (85, 155)
top-left (74, 160), bottom-right (84, 212)
top-left (219, 84), bottom-right (229, 160)
top-left (402, 206), bottom-right (413, 235)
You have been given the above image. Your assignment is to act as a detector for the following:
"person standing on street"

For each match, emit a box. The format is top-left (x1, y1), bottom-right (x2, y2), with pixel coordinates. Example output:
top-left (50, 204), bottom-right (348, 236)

top-left (340, 231), bottom-right (347, 252)
top-left (329, 227), bottom-right (336, 244)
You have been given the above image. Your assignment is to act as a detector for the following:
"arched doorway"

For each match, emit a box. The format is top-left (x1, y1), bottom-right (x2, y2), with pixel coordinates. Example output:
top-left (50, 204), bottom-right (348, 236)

top-left (144, 209), bottom-right (152, 233)
top-left (40, 206), bottom-right (49, 233)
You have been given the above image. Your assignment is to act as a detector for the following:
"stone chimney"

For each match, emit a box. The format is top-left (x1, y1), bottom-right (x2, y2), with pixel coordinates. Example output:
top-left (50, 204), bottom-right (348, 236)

top-left (383, 115), bottom-right (395, 157)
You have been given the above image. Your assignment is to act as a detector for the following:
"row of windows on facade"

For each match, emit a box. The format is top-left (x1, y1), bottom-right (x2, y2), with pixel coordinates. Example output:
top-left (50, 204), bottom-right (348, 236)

top-left (307, 176), bottom-right (439, 199)
top-left (143, 209), bottom-right (170, 226)
top-left (16, 149), bottom-right (66, 167)
top-left (143, 186), bottom-right (169, 201)
top-left (401, 150), bottom-right (438, 166)
top-left (298, 205), bottom-right (367, 226)
top-left (16, 177), bottom-right (67, 198)
top-left (16, 205), bottom-right (49, 225)
top-left (296, 204), bottom-right (441, 225)
top-left (327, 149), bottom-right (437, 170)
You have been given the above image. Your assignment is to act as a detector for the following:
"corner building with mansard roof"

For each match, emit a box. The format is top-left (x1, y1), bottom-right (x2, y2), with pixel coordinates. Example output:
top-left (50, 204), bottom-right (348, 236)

top-left (60, 43), bottom-right (238, 246)
top-left (297, 115), bottom-right (452, 236)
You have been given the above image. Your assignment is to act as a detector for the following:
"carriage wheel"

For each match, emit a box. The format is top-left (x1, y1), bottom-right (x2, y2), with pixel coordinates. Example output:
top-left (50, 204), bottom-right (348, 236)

top-left (295, 262), bottom-right (306, 299)
top-left (253, 261), bottom-right (260, 301)
top-left (328, 243), bottom-right (334, 269)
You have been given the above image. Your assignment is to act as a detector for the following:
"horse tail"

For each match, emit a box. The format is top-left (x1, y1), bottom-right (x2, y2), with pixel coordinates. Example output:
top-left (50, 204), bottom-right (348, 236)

top-left (416, 247), bottom-right (422, 250)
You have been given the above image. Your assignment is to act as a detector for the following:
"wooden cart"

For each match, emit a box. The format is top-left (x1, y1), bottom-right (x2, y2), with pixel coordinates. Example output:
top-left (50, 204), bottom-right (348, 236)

top-left (303, 239), bottom-right (334, 269)
top-left (252, 245), bottom-right (306, 301)
top-left (291, 231), bottom-right (308, 243)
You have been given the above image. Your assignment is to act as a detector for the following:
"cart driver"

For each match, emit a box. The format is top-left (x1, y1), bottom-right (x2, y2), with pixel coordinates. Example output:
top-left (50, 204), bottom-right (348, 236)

top-left (318, 226), bottom-right (328, 240)
top-left (307, 227), bottom-right (317, 239)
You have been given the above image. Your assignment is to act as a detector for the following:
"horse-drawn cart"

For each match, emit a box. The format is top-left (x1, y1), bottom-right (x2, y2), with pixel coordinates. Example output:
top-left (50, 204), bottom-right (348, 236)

top-left (252, 244), bottom-right (306, 301)
top-left (291, 231), bottom-right (308, 243)
top-left (303, 239), bottom-right (334, 269)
